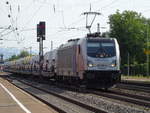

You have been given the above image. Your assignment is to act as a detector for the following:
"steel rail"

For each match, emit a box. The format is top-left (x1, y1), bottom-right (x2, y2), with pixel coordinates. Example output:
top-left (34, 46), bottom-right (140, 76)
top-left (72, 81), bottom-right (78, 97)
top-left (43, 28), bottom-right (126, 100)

top-left (2, 76), bottom-right (108, 113)
top-left (90, 90), bottom-right (150, 108)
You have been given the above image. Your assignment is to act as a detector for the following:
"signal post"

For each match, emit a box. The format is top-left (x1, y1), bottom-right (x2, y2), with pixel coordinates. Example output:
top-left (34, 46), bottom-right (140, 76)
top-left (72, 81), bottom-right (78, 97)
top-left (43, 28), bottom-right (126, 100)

top-left (37, 21), bottom-right (46, 78)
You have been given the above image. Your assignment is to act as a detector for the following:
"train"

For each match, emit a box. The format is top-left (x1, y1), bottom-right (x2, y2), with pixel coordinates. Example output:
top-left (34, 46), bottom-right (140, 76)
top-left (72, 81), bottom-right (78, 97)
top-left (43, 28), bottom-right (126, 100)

top-left (3, 33), bottom-right (121, 89)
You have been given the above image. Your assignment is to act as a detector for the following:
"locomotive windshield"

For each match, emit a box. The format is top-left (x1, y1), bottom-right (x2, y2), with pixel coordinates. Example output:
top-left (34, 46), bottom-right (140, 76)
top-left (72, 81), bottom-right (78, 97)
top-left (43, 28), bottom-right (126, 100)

top-left (87, 40), bottom-right (116, 58)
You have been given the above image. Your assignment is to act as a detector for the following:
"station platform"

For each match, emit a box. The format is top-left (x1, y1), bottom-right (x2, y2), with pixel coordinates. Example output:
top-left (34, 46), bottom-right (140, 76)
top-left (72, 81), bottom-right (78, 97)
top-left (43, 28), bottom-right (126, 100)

top-left (0, 74), bottom-right (57, 113)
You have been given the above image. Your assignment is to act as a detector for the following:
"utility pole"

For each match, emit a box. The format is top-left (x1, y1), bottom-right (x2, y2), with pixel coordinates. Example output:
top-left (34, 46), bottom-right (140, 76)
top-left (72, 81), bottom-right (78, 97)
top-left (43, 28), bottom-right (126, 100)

top-left (127, 52), bottom-right (130, 76)
top-left (51, 41), bottom-right (53, 51)
top-left (97, 23), bottom-right (100, 33)
top-left (147, 24), bottom-right (149, 76)
top-left (37, 21), bottom-right (46, 79)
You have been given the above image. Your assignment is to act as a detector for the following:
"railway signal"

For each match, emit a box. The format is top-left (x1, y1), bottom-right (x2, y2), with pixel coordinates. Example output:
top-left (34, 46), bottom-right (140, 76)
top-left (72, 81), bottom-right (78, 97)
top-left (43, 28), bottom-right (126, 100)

top-left (37, 21), bottom-right (46, 79)
top-left (37, 22), bottom-right (46, 41)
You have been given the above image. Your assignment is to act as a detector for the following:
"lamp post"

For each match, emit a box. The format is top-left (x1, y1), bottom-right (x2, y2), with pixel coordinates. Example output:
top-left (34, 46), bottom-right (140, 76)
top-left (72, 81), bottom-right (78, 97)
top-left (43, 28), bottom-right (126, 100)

top-left (127, 52), bottom-right (130, 76)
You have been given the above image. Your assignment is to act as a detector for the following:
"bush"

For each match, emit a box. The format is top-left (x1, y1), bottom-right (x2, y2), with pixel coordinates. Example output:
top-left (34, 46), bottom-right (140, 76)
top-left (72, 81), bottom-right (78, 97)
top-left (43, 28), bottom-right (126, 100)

top-left (121, 62), bottom-right (150, 76)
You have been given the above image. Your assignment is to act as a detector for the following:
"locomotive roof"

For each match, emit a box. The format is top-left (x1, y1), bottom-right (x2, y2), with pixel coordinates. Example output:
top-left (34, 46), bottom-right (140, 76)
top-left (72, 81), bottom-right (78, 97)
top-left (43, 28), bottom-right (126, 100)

top-left (86, 37), bottom-right (116, 42)
top-left (44, 49), bottom-right (57, 60)
top-left (58, 36), bottom-right (116, 49)
top-left (58, 38), bottom-right (79, 49)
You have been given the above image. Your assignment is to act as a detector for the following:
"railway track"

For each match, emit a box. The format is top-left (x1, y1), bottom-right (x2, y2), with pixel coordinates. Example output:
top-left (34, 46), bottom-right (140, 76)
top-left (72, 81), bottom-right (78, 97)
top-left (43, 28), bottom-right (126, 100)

top-left (89, 88), bottom-right (150, 108)
top-left (2, 75), bottom-right (107, 113)
top-left (41, 77), bottom-right (150, 108)
top-left (116, 83), bottom-right (150, 93)
top-left (1, 74), bottom-right (149, 113)
top-left (121, 80), bottom-right (150, 87)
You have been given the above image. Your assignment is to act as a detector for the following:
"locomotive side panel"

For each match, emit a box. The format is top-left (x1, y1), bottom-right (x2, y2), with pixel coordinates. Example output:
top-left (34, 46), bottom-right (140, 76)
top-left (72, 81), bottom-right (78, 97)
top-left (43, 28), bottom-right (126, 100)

top-left (56, 45), bottom-right (77, 77)
top-left (76, 39), bottom-right (87, 79)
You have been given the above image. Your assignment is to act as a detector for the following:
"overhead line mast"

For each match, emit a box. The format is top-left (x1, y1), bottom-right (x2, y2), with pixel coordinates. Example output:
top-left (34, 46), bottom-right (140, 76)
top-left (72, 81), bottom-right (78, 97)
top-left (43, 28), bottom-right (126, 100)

top-left (82, 11), bottom-right (101, 34)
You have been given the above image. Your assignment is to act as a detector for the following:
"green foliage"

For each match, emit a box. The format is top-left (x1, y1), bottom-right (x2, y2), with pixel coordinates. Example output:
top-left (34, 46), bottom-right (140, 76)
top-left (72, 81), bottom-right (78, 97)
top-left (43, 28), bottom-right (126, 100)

top-left (109, 10), bottom-right (150, 65)
top-left (8, 55), bottom-right (19, 61)
top-left (19, 51), bottom-right (30, 58)
top-left (8, 51), bottom-right (30, 61)
top-left (122, 62), bottom-right (149, 76)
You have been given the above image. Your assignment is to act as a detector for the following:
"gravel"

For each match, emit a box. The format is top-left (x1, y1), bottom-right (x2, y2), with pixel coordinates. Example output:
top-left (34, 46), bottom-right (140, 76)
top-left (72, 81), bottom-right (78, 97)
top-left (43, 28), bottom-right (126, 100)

top-left (12, 80), bottom-right (95, 113)
top-left (113, 87), bottom-right (150, 97)
top-left (7, 76), bottom-right (150, 113)
top-left (20, 79), bottom-right (150, 113)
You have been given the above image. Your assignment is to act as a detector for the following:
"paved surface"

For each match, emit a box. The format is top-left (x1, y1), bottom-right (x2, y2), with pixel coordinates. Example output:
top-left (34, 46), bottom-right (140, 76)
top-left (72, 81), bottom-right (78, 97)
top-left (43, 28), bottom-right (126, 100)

top-left (0, 76), bottom-right (57, 113)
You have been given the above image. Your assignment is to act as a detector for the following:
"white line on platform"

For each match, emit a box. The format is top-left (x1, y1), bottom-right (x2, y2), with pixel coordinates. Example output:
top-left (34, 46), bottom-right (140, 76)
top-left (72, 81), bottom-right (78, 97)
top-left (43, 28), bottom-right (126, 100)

top-left (0, 83), bottom-right (31, 113)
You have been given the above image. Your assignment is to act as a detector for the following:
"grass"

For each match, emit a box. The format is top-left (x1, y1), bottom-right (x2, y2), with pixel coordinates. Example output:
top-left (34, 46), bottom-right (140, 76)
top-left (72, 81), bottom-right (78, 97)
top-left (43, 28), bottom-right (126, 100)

top-left (121, 75), bottom-right (150, 82)
top-left (122, 75), bottom-right (150, 78)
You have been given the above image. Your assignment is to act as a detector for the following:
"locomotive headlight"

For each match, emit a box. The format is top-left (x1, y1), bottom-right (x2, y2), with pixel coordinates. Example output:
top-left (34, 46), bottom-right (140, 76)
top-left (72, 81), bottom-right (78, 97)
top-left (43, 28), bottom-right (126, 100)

top-left (111, 60), bottom-right (116, 67)
top-left (88, 63), bottom-right (93, 67)
top-left (111, 63), bottom-right (116, 67)
top-left (88, 63), bottom-right (94, 67)
top-left (88, 60), bottom-right (94, 67)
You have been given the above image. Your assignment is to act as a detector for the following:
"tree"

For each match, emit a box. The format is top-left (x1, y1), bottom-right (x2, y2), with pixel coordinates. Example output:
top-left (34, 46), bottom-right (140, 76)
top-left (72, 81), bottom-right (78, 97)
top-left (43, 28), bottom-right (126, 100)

top-left (8, 51), bottom-right (30, 61)
top-left (109, 10), bottom-right (149, 65)
top-left (19, 51), bottom-right (30, 58)
top-left (9, 55), bottom-right (19, 61)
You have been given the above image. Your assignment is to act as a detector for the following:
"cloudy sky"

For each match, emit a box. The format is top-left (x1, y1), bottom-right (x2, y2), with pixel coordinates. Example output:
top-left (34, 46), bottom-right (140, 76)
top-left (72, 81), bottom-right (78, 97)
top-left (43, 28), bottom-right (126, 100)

top-left (0, 0), bottom-right (150, 53)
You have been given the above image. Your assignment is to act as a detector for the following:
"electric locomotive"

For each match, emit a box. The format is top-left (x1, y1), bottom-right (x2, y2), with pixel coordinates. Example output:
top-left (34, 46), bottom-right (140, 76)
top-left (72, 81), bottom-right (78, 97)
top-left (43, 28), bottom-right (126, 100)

top-left (56, 33), bottom-right (121, 89)
top-left (3, 33), bottom-right (121, 89)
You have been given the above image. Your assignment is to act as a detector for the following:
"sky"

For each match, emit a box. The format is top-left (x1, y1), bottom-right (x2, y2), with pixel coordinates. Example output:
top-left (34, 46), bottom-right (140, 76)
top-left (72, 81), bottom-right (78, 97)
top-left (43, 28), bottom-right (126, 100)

top-left (0, 0), bottom-right (150, 53)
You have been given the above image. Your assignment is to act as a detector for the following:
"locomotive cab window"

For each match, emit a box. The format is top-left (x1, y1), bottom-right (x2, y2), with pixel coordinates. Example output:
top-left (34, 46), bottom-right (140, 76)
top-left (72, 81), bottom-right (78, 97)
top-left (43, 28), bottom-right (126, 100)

top-left (87, 40), bottom-right (116, 58)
